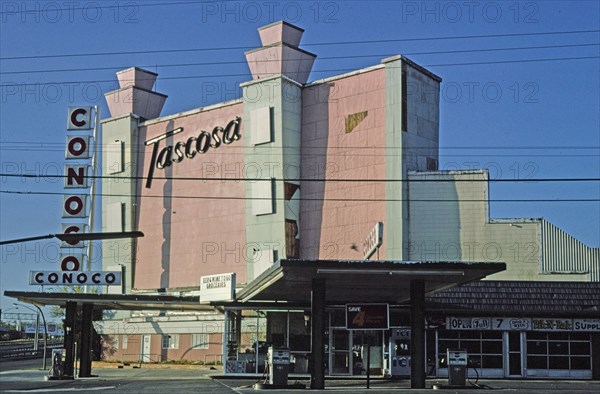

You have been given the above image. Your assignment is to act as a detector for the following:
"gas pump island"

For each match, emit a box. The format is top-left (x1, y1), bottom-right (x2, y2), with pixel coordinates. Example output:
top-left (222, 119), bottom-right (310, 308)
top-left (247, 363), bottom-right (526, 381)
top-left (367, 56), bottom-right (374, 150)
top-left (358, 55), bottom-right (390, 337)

top-left (234, 260), bottom-right (505, 389)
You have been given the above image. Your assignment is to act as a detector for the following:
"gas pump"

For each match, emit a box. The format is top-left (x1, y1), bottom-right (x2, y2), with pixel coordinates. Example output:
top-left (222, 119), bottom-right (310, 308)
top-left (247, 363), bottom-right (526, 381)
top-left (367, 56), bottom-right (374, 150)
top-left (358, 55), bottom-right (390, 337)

top-left (447, 349), bottom-right (468, 386)
top-left (267, 347), bottom-right (290, 386)
top-left (389, 328), bottom-right (411, 377)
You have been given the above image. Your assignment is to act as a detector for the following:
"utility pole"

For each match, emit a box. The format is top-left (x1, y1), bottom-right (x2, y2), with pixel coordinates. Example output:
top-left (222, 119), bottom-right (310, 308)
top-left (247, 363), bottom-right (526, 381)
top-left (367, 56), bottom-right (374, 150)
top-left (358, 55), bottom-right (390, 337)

top-left (33, 311), bottom-right (40, 351)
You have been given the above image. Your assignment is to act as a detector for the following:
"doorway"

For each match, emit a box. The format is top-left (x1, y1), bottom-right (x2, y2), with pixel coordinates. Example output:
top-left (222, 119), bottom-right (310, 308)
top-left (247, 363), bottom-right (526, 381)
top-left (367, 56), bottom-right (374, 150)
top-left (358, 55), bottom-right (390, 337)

top-left (329, 329), bottom-right (351, 375)
top-left (506, 331), bottom-right (524, 377)
top-left (141, 335), bottom-right (151, 362)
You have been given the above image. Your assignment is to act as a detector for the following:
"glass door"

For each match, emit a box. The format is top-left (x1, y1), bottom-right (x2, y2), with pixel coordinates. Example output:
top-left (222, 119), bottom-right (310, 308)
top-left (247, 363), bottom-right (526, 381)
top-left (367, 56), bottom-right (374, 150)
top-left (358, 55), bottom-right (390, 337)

top-left (505, 331), bottom-right (524, 377)
top-left (330, 329), bottom-right (351, 375)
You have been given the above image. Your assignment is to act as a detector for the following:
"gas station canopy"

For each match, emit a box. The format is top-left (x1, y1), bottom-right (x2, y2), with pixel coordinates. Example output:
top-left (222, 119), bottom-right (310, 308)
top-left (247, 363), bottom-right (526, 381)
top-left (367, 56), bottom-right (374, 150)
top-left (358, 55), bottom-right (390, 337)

top-left (237, 259), bottom-right (506, 304)
top-left (4, 290), bottom-right (209, 312)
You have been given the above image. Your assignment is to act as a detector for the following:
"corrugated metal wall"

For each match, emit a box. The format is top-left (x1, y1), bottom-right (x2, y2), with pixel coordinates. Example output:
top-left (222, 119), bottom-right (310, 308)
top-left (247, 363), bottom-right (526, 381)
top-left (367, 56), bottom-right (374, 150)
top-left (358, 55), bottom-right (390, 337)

top-left (541, 220), bottom-right (600, 282)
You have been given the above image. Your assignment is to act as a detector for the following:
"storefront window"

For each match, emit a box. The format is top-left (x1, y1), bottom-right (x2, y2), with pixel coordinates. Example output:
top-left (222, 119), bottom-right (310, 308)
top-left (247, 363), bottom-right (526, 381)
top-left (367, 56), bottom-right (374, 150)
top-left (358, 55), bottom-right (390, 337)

top-left (437, 330), bottom-right (503, 370)
top-left (570, 341), bottom-right (591, 355)
top-left (549, 356), bottom-right (569, 369)
top-left (571, 357), bottom-right (591, 370)
top-left (330, 310), bottom-right (345, 327)
top-left (526, 332), bottom-right (592, 371)
top-left (481, 355), bottom-right (503, 369)
top-left (389, 309), bottom-right (410, 327)
top-left (527, 355), bottom-right (548, 369)
top-left (527, 340), bottom-right (547, 354)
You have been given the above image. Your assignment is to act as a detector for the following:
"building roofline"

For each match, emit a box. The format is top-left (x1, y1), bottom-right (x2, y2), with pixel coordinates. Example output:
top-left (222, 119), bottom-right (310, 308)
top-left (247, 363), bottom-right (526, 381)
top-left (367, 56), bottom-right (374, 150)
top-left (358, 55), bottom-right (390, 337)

top-left (306, 64), bottom-right (385, 87)
top-left (258, 20), bottom-right (305, 33)
top-left (240, 73), bottom-right (304, 88)
top-left (490, 218), bottom-right (543, 224)
top-left (104, 85), bottom-right (168, 99)
top-left (244, 41), bottom-right (317, 57)
top-left (115, 66), bottom-right (158, 76)
top-left (140, 97), bottom-right (244, 127)
top-left (408, 169), bottom-right (489, 176)
top-left (100, 112), bottom-right (140, 124)
top-left (382, 55), bottom-right (442, 82)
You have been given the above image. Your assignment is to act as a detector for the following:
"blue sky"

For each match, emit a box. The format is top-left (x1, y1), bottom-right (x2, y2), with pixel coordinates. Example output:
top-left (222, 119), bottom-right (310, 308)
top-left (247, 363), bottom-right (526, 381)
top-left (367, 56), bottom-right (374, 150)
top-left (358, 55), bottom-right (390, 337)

top-left (1, 0), bottom-right (599, 314)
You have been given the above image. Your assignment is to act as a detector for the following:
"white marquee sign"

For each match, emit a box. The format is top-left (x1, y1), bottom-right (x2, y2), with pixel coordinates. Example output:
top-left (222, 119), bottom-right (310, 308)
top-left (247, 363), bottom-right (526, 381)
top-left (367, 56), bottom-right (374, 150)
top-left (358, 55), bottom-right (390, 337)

top-left (200, 273), bottom-right (236, 303)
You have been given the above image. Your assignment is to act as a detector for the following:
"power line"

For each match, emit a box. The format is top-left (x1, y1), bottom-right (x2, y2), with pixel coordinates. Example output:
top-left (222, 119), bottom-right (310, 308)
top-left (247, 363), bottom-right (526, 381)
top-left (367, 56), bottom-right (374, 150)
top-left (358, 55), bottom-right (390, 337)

top-left (2, 29), bottom-right (599, 61)
top-left (1, 173), bottom-right (598, 183)
top-left (1, 55), bottom-right (598, 88)
top-left (1, 143), bottom-right (599, 158)
top-left (2, 43), bottom-right (598, 76)
top-left (1, 189), bottom-right (597, 203)
top-left (1, 141), bottom-right (599, 159)
top-left (0, 0), bottom-right (215, 15)
top-left (0, 142), bottom-right (598, 157)
top-left (429, 56), bottom-right (599, 67)
top-left (1, 141), bottom-right (598, 149)
top-left (0, 148), bottom-right (596, 158)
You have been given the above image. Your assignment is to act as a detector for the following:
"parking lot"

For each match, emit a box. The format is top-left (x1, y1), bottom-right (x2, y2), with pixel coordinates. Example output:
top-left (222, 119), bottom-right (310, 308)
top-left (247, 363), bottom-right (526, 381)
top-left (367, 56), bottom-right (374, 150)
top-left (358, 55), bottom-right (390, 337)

top-left (1, 362), bottom-right (599, 393)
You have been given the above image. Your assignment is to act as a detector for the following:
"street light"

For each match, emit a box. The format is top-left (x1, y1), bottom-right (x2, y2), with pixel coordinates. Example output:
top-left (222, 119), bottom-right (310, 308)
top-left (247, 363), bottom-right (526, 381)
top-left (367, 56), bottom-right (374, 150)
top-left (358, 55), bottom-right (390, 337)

top-left (0, 231), bottom-right (144, 246)
top-left (14, 303), bottom-right (48, 370)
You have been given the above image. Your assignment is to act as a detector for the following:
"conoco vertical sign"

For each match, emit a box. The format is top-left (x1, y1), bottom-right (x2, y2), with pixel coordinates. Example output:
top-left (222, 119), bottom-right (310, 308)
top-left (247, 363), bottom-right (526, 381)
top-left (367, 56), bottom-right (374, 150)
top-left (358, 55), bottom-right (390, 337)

top-left (61, 106), bottom-right (95, 272)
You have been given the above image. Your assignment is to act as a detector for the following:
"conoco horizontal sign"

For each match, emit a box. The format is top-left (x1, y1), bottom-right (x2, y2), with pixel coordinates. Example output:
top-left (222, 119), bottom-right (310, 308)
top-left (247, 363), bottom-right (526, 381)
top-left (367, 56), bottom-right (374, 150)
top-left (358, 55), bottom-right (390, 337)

top-left (30, 271), bottom-right (121, 286)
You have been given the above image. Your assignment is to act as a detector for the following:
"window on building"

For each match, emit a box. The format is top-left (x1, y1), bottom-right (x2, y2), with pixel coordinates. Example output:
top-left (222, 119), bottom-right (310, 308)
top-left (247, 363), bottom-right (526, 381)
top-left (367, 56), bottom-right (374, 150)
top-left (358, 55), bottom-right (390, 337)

top-left (437, 330), bottom-right (503, 369)
top-left (526, 332), bottom-right (591, 370)
top-left (427, 157), bottom-right (438, 171)
top-left (192, 334), bottom-right (209, 349)
top-left (122, 335), bottom-right (128, 350)
top-left (113, 335), bottom-right (119, 350)
top-left (162, 334), bottom-right (179, 349)
top-left (252, 179), bottom-right (275, 215)
top-left (251, 106), bottom-right (272, 145)
top-left (107, 140), bottom-right (124, 174)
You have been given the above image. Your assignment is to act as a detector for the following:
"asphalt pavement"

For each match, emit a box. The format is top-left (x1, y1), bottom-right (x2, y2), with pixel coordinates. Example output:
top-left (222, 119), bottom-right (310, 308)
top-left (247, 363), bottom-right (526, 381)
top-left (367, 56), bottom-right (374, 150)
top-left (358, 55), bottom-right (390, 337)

top-left (1, 361), bottom-right (599, 393)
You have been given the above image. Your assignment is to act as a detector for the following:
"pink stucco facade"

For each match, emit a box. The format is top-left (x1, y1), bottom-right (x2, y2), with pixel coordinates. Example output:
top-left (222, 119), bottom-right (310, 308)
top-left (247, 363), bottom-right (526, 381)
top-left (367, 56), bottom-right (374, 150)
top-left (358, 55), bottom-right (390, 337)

top-left (132, 68), bottom-right (390, 290)
top-left (300, 68), bottom-right (388, 260)
top-left (134, 102), bottom-right (247, 289)
top-left (102, 22), bottom-right (444, 293)
top-left (102, 333), bottom-right (222, 363)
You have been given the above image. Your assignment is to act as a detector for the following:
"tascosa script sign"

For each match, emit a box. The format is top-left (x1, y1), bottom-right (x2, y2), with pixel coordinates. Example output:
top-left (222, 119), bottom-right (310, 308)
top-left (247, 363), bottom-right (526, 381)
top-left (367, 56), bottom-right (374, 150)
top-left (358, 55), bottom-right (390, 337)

top-left (144, 117), bottom-right (241, 188)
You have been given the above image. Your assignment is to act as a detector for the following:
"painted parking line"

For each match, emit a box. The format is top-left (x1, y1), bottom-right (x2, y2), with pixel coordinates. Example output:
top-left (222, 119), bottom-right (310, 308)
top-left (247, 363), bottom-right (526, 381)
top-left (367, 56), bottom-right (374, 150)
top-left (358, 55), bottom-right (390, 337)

top-left (4, 387), bottom-right (116, 393)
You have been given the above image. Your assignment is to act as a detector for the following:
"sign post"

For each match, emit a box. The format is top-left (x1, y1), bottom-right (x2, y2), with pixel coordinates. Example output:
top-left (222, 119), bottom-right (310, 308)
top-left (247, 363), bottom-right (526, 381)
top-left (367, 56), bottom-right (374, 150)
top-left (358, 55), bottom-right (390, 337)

top-left (346, 304), bottom-right (388, 389)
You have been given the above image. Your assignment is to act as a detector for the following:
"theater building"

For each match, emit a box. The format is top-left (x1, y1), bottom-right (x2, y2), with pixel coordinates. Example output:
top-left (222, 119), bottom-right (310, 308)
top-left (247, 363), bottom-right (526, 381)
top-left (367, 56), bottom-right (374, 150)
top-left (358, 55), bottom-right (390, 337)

top-left (55, 21), bottom-right (600, 380)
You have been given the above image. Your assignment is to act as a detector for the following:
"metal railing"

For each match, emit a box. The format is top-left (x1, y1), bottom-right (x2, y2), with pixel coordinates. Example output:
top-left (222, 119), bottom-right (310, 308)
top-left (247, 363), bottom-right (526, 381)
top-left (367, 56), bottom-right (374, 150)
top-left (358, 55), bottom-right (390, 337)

top-left (115, 352), bottom-right (223, 366)
top-left (203, 354), bottom-right (222, 365)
